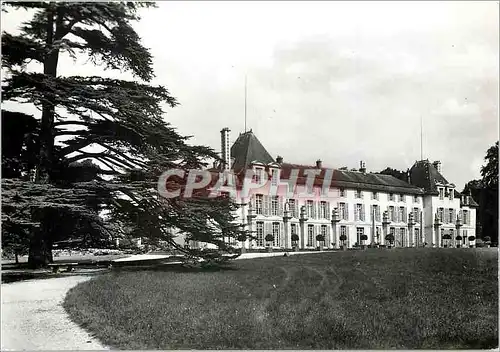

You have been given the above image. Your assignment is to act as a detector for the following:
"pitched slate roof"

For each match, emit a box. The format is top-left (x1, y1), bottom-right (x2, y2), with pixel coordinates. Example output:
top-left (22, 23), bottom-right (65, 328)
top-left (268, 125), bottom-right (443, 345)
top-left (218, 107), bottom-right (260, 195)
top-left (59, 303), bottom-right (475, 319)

top-left (278, 163), bottom-right (424, 194)
top-left (409, 160), bottom-right (451, 195)
top-left (230, 130), bottom-right (275, 171)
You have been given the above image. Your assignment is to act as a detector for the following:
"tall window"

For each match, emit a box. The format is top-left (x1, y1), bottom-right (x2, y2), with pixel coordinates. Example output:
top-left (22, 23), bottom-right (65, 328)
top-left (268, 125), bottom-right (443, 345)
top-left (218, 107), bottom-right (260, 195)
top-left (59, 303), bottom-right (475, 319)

top-left (438, 207), bottom-right (444, 222)
top-left (356, 190), bottom-right (363, 199)
top-left (356, 227), bottom-right (364, 244)
top-left (339, 202), bottom-right (347, 220)
top-left (413, 207), bottom-right (420, 223)
top-left (272, 222), bottom-right (280, 247)
top-left (271, 169), bottom-right (278, 186)
top-left (289, 199), bottom-right (296, 218)
top-left (271, 196), bottom-right (279, 216)
top-left (439, 188), bottom-right (444, 200)
top-left (255, 168), bottom-right (263, 183)
top-left (256, 222), bottom-right (264, 246)
top-left (415, 228), bottom-right (420, 243)
top-left (372, 205), bottom-right (381, 221)
top-left (400, 194), bottom-right (405, 202)
top-left (372, 191), bottom-right (378, 200)
top-left (307, 225), bottom-right (314, 246)
top-left (449, 189), bottom-right (454, 201)
top-left (390, 227), bottom-right (395, 236)
top-left (320, 201), bottom-right (328, 219)
top-left (448, 208), bottom-right (454, 223)
top-left (389, 193), bottom-right (394, 201)
top-left (339, 188), bottom-right (346, 197)
top-left (340, 226), bottom-right (347, 237)
top-left (291, 223), bottom-right (297, 236)
top-left (414, 195), bottom-right (419, 203)
top-left (399, 207), bottom-right (406, 223)
top-left (389, 206), bottom-right (395, 221)
top-left (321, 225), bottom-right (327, 236)
top-left (463, 210), bottom-right (469, 225)
top-left (355, 204), bottom-right (363, 221)
top-left (400, 228), bottom-right (406, 246)
top-left (255, 194), bottom-right (263, 215)
top-left (307, 200), bottom-right (314, 218)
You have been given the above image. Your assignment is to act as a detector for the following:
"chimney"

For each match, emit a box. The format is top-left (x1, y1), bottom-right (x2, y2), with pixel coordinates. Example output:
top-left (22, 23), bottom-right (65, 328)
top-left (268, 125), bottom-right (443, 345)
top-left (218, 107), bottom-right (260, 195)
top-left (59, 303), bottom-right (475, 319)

top-left (316, 159), bottom-right (322, 169)
top-left (406, 169), bottom-right (411, 184)
top-left (432, 160), bottom-right (442, 173)
top-left (359, 160), bottom-right (366, 173)
top-left (220, 127), bottom-right (230, 171)
top-left (276, 156), bottom-right (283, 164)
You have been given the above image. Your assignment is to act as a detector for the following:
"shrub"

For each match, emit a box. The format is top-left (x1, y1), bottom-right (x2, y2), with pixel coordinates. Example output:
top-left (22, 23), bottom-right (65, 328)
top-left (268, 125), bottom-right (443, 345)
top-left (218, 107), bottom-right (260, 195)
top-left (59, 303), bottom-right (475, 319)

top-left (385, 234), bottom-right (395, 243)
top-left (316, 235), bottom-right (325, 242)
top-left (483, 236), bottom-right (491, 243)
top-left (339, 234), bottom-right (347, 241)
top-left (360, 234), bottom-right (368, 241)
top-left (456, 235), bottom-right (463, 241)
top-left (265, 234), bottom-right (274, 243)
top-left (291, 234), bottom-right (300, 242)
top-left (468, 236), bottom-right (476, 241)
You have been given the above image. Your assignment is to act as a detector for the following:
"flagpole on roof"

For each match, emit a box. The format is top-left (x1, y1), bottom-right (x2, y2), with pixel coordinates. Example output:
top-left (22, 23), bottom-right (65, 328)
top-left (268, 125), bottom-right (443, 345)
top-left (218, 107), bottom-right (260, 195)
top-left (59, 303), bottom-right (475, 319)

top-left (244, 74), bottom-right (247, 133)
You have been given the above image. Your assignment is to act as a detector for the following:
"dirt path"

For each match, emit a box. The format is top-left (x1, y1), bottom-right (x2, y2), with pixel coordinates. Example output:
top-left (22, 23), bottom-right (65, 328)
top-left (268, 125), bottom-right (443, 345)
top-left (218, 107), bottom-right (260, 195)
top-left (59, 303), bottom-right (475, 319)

top-left (1, 275), bottom-right (108, 351)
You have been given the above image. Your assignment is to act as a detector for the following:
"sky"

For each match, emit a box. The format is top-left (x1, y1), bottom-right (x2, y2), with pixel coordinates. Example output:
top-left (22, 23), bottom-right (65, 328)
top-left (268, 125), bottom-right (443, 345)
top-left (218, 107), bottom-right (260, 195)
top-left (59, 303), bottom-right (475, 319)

top-left (1, 1), bottom-right (499, 189)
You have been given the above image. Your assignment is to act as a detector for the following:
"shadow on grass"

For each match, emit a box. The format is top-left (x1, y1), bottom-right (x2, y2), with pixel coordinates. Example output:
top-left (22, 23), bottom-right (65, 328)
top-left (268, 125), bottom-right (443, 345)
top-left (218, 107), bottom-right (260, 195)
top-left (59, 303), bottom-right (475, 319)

top-left (112, 262), bottom-right (240, 273)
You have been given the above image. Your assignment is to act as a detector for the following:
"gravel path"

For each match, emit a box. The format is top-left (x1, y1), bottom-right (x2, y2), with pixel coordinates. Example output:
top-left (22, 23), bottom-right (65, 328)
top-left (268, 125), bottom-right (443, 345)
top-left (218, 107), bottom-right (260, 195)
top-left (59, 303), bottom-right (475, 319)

top-left (1, 274), bottom-right (108, 351)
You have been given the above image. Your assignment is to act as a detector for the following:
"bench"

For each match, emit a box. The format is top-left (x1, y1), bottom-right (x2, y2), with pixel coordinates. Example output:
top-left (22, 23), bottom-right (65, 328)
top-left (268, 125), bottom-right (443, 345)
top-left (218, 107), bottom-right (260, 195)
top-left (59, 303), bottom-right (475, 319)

top-left (48, 263), bottom-right (78, 273)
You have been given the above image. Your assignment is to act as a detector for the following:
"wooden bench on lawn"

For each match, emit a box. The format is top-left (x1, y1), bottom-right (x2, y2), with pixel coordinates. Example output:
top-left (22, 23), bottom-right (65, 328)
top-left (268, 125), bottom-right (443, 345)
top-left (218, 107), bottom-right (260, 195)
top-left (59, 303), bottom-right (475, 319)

top-left (48, 262), bottom-right (79, 273)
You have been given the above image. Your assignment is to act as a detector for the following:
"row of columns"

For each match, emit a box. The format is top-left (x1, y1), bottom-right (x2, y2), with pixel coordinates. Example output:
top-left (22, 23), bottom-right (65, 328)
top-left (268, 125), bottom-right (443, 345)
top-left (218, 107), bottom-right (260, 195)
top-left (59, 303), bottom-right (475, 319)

top-left (242, 205), bottom-right (466, 249)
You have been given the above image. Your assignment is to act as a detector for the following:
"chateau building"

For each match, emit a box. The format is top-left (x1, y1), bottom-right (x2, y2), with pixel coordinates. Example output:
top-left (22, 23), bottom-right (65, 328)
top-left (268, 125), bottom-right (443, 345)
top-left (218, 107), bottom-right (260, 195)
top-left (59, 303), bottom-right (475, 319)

top-left (190, 128), bottom-right (478, 250)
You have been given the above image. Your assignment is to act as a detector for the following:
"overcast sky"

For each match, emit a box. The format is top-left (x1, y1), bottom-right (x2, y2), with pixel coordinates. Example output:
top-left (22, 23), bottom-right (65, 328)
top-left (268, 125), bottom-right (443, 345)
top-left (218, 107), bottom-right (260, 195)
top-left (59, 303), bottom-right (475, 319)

top-left (2, 1), bottom-right (498, 189)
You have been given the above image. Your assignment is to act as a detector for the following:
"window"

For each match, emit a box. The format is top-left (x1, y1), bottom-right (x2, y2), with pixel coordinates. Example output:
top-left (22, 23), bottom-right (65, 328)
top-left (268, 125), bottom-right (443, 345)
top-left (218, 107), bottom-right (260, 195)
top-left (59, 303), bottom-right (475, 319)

top-left (399, 194), bottom-right (405, 202)
top-left (255, 168), bottom-right (263, 183)
top-left (339, 188), bottom-right (346, 197)
top-left (437, 207), bottom-right (444, 222)
top-left (272, 222), bottom-right (280, 247)
top-left (372, 191), bottom-right (378, 200)
top-left (356, 227), bottom-right (364, 244)
top-left (320, 201), bottom-right (328, 219)
top-left (307, 225), bottom-right (314, 246)
top-left (307, 200), bottom-right (314, 218)
top-left (463, 210), bottom-right (469, 225)
top-left (449, 189), bottom-right (454, 201)
top-left (288, 199), bottom-right (296, 218)
top-left (339, 202), bottom-right (347, 220)
top-left (399, 207), bottom-right (406, 223)
top-left (415, 228), bottom-right (420, 242)
top-left (270, 169), bottom-right (278, 186)
top-left (439, 188), bottom-right (444, 200)
top-left (321, 225), bottom-right (327, 236)
top-left (355, 190), bottom-right (363, 199)
top-left (355, 204), bottom-right (364, 221)
top-left (291, 223), bottom-right (297, 236)
top-left (414, 195), bottom-right (419, 203)
top-left (448, 208), bottom-right (454, 223)
top-left (400, 228), bottom-right (406, 246)
top-left (390, 227), bottom-right (395, 236)
top-left (413, 207), bottom-right (420, 223)
top-left (371, 205), bottom-right (381, 221)
top-left (271, 196), bottom-right (279, 216)
top-left (389, 206), bottom-right (395, 221)
top-left (256, 222), bottom-right (264, 246)
top-left (340, 226), bottom-right (347, 236)
top-left (389, 193), bottom-right (394, 201)
top-left (255, 194), bottom-right (263, 215)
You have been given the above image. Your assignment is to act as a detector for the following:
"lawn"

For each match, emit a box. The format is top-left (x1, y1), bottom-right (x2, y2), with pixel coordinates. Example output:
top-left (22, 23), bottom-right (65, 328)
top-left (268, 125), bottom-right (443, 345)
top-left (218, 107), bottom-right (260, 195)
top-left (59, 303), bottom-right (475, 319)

top-left (63, 248), bottom-right (498, 349)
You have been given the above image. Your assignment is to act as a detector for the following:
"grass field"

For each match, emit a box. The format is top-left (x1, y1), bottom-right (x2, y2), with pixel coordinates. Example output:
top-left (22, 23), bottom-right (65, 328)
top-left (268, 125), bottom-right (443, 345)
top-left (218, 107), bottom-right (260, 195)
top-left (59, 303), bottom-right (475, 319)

top-left (64, 248), bottom-right (498, 349)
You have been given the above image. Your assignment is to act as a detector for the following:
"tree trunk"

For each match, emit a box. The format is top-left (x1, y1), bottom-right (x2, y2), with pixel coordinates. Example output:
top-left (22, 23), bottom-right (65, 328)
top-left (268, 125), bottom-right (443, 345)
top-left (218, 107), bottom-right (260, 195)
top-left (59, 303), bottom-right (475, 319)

top-left (36, 6), bottom-right (61, 183)
top-left (28, 228), bottom-right (53, 269)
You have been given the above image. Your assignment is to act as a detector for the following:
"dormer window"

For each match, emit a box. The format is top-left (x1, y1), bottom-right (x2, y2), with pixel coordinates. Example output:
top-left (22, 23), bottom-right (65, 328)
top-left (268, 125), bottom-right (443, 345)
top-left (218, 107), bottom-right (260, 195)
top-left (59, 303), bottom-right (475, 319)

top-left (339, 188), bottom-right (346, 197)
top-left (448, 189), bottom-right (454, 201)
top-left (399, 194), bottom-right (405, 202)
top-left (439, 188), bottom-right (444, 200)
top-left (355, 190), bottom-right (363, 199)
top-left (413, 195), bottom-right (419, 203)
top-left (270, 169), bottom-right (278, 186)
top-left (372, 191), bottom-right (378, 200)
top-left (254, 168), bottom-right (263, 183)
top-left (389, 193), bottom-right (394, 201)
